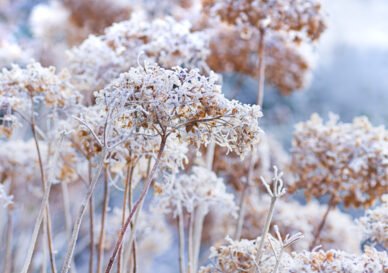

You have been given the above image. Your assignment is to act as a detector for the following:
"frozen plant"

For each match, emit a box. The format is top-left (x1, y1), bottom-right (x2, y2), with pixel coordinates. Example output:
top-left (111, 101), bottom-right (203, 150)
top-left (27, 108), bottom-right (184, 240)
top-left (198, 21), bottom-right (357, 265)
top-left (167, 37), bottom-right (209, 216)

top-left (290, 113), bottom-right (388, 208)
top-left (358, 195), bottom-right (388, 249)
top-left (154, 165), bottom-right (237, 272)
top-left (203, 0), bottom-right (326, 105)
top-left (67, 16), bottom-right (210, 102)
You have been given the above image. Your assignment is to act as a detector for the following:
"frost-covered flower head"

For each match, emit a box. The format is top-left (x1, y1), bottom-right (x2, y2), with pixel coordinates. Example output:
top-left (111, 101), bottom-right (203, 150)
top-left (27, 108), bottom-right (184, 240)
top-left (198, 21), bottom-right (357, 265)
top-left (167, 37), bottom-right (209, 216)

top-left (207, 27), bottom-right (310, 94)
top-left (199, 235), bottom-right (289, 273)
top-left (94, 63), bottom-right (262, 155)
top-left (286, 247), bottom-right (388, 273)
top-left (0, 62), bottom-right (80, 137)
top-left (67, 16), bottom-right (210, 99)
top-left (290, 113), bottom-right (388, 207)
top-left (154, 166), bottom-right (237, 217)
top-left (203, 0), bottom-right (326, 42)
top-left (358, 195), bottom-right (388, 249)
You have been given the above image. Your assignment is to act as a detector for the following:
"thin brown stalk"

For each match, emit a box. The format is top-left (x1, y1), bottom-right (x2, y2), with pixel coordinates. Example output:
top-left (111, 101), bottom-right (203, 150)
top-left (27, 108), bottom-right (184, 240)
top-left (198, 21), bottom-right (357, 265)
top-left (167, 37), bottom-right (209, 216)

top-left (88, 160), bottom-right (95, 273)
top-left (310, 195), bottom-right (336, 250)
top-left (60, 151), bottom-right (106, 273)
top-left (97, 167), bottom-right (110, 273)
top-left (256, 28), bottom-right (266, 107)
top-left (104, 135), bottom-right (167, 273)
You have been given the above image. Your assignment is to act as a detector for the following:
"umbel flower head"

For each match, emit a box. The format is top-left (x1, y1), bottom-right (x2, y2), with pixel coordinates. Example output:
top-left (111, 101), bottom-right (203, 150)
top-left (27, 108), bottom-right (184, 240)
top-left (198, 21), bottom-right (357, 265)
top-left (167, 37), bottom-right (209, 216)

top-left (0, 62), bottom-right (80, 137)
top-left (154, 165), bottom-right (237, 217)
top-left (357, 195), bottom-right (388, 249)
top-left (67, 16), bottom-right (210, 99)
top-left (290, 113), bottom-right (388, 207)
top-left (94, 63), bottom-right (262, 155)
top-left (203, 0), bottom-right (326, 42)
top-left (207, 26), bottom-right (310, 94)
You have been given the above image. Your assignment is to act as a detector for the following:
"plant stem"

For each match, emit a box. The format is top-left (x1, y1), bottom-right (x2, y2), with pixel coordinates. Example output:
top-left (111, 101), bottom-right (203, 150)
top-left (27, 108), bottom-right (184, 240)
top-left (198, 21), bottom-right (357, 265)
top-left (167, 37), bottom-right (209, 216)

top-left (205, 140), bottom-right (216, 170)
top-left (192, 204), bottom-right (206, 272)
top-left (97, 168), bottom-right (110, 273)
top-left (104, 135), bottom-right (167, 273)
top-left (273, 248), bottom-right (284, 273)
top-left (177, 205), bottom-right (186, 273)
top-left (60, 182), bottom-right (77, 273)
top-left (310, 195), bottom-right (336, 250)
top-left (88, 160), bottom-right (95, 273)
top-left (60, 152), bottom-right (106, 273)
top-left (234, 150), bottom-right (256, 240)
top-left (256, 196), bottom-right (277, 263)
top-left (256, 28), bottom-right (266, 107)
top-left (31, 121), bottom-right (57, 273)
top-left (21, 182), bottom-right (52, 273)
top-left (188, 213), bottom-right (194, 273)
top-left (4, 208), bottom-right (13, 273)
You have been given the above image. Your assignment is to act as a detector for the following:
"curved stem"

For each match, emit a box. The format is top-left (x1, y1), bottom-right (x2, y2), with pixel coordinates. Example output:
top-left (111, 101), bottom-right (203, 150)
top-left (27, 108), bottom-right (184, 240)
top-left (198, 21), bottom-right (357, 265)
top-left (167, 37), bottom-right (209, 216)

top-left (104, 135), bottom-right (167, 273)
top-left (310, 195), bottom-right (336, 250)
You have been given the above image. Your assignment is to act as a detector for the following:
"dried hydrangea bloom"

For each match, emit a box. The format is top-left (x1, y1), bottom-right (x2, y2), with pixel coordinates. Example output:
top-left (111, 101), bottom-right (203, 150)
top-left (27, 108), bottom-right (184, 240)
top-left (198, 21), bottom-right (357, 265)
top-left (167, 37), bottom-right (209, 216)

top-left (290, 113), bottom-right (388, 207)
top-left (154, 166), bottom-right (237, 217)
top-left (199, 235), bottom-right (286, 273)
top-left (358, 195), bottom-right (388, 249)
top-left (203, 0), bottom-right (326, 42)
top-left (67, 16), bottom-right (210, 99)
top-left (212, 133), bottom-right (289, 191)
top-left (30, 0), bottom-right (132, 46)
top-left (0, 63), bottom-right (80, 137)
top-left (95, 63), bottom-right (262, 155)
top-left (63, 0), bottom-right (131, 39)
top-left (286, 247), bottom-right (388, 273)
top-left (207, 27), bottom-right (310, 94)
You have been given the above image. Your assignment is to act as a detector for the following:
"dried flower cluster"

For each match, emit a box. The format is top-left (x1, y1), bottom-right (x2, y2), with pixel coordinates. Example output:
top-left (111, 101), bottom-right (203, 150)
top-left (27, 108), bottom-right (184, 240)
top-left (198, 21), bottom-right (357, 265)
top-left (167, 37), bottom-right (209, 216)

top-left (94, 63), bottom-right (262, 154)
top-left (1, 1), bottom-right (387, 273)
top-left (207, 26), bottom-right (310, 94)
top-left (358, 195), bottom-right (388, 249)
top-left (155, 166), bottom-right (237, 217)
top-left (290, 113), bottom-right (388, 207)
top-left (203, 0), bottom-right (326, 42)
top-left (0, 63), bottom-right (80, 137)
top-left (67, 16), bottom-right (210, 99)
